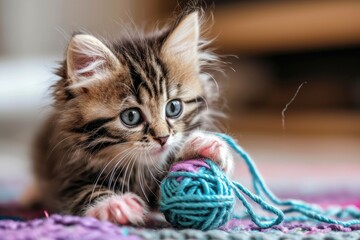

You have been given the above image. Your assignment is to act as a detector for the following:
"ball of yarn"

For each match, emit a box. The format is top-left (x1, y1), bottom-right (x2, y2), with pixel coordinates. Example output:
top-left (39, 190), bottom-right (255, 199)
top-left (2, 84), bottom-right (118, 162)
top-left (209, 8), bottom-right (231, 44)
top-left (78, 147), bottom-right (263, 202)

top-left (160, 158), bottom-right (235, 230)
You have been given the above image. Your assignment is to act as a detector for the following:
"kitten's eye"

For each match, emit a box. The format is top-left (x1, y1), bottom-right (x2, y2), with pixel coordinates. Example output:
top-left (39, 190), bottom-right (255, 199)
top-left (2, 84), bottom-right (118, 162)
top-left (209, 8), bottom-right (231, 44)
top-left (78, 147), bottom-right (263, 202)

top-left (120, 108), bottom-right (142, 127)
top-left (166, 99), bottom-right (182, 118)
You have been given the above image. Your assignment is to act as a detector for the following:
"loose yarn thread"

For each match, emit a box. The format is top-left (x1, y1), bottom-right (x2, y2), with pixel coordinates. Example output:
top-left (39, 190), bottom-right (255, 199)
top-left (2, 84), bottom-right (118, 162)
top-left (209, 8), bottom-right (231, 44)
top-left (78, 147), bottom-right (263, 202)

top-left (159, 133), bottom-right (360, 230)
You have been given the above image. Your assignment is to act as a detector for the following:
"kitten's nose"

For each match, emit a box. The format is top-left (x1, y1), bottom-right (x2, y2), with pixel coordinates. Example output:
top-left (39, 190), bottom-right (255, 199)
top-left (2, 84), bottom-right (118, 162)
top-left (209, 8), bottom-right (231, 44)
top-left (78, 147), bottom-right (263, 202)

top-left (154, 135), bottom-right (169, 146)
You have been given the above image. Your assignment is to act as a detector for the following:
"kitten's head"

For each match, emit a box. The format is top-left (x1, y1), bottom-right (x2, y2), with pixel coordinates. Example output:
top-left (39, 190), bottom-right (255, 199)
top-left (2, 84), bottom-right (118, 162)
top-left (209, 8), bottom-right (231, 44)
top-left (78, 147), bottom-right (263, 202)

top-left (53, 11), bottom-right (220, 166)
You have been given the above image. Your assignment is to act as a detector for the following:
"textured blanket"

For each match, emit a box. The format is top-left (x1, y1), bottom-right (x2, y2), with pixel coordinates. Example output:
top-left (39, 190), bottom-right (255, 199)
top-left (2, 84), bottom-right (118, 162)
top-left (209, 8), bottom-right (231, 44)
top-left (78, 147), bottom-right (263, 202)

top-left (1, 213), bottom-right (360, 240)
top-left (1, 193), bottom-right (360, 240)
top-left (1, 159), bottom-right (359, 239)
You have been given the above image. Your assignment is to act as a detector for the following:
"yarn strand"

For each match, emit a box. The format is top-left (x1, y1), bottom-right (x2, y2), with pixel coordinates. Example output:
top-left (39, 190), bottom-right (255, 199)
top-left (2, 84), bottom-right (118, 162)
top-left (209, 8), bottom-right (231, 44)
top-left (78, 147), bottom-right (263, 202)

top-left (217, 133), bottom-right (360, 227)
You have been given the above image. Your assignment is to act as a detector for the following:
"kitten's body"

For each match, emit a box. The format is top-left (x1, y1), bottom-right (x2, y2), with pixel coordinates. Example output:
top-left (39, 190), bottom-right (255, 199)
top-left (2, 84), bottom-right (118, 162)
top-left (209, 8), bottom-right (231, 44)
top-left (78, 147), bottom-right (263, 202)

top-left (32, 12), bottom-right (233, 224)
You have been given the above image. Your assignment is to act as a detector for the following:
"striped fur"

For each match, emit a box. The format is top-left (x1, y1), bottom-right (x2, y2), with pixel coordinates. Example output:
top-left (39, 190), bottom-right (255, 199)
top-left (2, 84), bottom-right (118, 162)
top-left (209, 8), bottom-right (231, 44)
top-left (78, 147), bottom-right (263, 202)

top-left (32, 11), bottom-right (221, 217)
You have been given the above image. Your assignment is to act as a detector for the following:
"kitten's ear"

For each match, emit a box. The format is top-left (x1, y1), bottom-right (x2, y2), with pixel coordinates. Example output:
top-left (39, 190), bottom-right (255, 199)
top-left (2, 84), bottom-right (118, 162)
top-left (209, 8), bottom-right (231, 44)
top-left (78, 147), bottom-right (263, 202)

top-left (66, 34), bottom-right (121, 87)
top-left (162, 12), bottom-right (199, 67)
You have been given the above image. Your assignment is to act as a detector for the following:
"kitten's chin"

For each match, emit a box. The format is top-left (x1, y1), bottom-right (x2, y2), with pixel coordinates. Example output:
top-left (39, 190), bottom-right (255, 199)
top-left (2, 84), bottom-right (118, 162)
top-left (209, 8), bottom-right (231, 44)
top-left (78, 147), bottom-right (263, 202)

top-left (151, 145), bottom-right (168, 155)
top-left (148, 145), bottom-right (173, 162)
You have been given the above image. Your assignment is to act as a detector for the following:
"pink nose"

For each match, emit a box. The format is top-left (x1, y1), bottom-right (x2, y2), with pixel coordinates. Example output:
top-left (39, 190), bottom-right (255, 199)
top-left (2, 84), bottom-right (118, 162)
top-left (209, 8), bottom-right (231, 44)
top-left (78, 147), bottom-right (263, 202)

top-left (154, 135), bottom-right (169, 146)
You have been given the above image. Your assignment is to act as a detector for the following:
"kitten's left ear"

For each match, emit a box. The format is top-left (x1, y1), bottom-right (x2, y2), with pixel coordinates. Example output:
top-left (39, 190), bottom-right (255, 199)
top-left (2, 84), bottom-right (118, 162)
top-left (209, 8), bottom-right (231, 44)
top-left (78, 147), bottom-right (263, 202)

top-left (66, 34), bottom-right (121, 87)
top-left (161, 12), bottom-right (200, 67)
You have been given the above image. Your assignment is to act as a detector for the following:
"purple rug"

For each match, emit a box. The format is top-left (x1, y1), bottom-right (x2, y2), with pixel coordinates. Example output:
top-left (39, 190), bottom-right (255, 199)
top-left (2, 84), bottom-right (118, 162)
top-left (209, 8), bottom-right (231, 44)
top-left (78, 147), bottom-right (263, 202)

top-left (1, 213), bottom-right (360, 240)
top-left (1, 163), bottom-right (360, 239)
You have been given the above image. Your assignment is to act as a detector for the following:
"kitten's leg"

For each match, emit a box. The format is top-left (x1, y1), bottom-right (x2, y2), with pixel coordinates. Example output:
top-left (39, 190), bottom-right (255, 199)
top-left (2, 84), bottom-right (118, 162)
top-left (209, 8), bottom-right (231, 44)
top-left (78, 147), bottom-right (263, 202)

top-left (179, 131), bottom-right (234, 174)
top-left (62, 185), bottom-right (147, 225)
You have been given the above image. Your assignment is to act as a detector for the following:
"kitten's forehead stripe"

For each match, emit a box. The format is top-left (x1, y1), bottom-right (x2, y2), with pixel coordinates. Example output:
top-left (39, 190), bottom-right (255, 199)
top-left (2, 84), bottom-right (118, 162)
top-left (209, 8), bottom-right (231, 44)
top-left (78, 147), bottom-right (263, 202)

top-left (159, 77), bottom-right (164, 95)
top-left (144, 55), bottom-right (159, 97)
top-left (121, 43), bottom-right (169, 105)
top-left (154, 57), bottom-right (168, 96)
top-left (124, 52), bottom-right (167, 103)
top-left (150, 56), bottom-right (161, 93)
top-left (126, 58), bottom-right (153, 102)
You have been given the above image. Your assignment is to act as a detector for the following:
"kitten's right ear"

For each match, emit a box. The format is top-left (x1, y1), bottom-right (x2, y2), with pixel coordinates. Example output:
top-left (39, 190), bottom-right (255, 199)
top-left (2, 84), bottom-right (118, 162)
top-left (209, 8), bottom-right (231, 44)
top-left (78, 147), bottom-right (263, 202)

top-left (66, 34), bottom-right (121, 88)
top-left (161, 12), bottom-right (200, 67)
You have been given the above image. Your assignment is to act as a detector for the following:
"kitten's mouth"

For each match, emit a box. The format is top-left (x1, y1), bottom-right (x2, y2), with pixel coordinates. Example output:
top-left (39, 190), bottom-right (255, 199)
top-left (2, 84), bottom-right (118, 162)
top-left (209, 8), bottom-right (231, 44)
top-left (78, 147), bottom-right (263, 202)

top-left (152, 145), bottom-right (168, 155)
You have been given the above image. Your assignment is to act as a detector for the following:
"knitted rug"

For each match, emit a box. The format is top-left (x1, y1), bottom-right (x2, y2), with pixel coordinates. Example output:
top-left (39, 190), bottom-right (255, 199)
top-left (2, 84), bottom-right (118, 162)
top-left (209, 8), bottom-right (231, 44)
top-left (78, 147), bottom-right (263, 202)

top-left (1, 214), bottom-right (360, 240)
top-left (1, 159), bottom-right (359, 239)
top-left (1, 193), bottom-right (360, 240)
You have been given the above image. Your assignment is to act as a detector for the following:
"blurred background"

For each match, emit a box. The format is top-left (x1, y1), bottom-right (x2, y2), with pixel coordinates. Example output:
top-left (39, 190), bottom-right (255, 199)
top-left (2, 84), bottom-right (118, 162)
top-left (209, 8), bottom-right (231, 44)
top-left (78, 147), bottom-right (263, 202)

top-left (0, 0), bottom-right (359, 202)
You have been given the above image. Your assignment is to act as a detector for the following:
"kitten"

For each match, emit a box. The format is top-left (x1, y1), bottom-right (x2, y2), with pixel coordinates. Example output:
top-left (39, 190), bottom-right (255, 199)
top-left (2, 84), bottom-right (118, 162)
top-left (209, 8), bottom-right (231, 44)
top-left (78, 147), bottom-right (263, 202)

top-left (32, 11), bottom-right (233, 225)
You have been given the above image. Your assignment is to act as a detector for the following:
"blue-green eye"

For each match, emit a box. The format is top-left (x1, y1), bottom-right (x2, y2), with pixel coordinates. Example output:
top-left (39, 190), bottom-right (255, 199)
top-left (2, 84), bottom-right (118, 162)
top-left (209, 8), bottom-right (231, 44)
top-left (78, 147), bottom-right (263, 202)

top-left (166, 99), bottom-right (182, 118)
top-left (120, 108), bottom-right (142, 127)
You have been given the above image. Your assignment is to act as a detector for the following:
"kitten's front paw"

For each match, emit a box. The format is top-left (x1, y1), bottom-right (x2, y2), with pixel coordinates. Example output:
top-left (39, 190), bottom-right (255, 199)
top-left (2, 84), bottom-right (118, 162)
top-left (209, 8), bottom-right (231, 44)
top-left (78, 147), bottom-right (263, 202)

top-left (181, 132), bottom-right (233, 174)
top-left (85, 193), bottom-right (147, 225)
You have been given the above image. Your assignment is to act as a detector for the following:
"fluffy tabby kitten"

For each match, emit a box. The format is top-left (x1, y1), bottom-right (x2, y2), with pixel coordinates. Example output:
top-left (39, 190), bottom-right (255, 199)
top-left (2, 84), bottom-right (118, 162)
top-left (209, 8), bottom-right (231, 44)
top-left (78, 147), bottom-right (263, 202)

top-left (32, 11), bottom-right (233, 225)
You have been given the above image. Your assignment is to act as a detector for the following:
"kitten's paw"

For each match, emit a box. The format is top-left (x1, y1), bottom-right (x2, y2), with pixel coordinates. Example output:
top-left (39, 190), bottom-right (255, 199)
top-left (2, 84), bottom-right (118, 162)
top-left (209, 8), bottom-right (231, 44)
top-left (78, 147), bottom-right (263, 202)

top-left (85, 193), bottom-right (147, 225)
top-left (181, 131), bottom-right (233, 174)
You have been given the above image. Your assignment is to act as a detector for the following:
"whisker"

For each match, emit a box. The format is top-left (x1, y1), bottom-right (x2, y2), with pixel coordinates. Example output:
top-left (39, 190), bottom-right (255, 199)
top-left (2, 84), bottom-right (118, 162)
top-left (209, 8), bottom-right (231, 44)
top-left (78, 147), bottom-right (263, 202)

top-left (108, 148), bottom-right (134, 191)
top-left (126, 151), bottom-right (138, 196)
top-left (110, 149), bottom-right (136, 193)
top-left (145, 151), bottom-right (161, 185)
top-left (89, 147), bottom-right (132, 204)
top-left (46, 135), bottom-right (74, 161)
top-left (119, 149), bottom-right (136, 193)
top-left (141, 153), bottom-right (158, 198)
top-left (137, 151), bottom-right (149, 202)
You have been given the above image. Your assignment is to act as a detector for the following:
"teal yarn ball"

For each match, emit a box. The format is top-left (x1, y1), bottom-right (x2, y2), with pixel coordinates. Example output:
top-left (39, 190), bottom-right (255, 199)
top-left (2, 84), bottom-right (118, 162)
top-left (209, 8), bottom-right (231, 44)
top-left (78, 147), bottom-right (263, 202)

top-left (160, 134), bottom-right (360, 229)
top-left (160, 159), bottom-right (235, 230)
